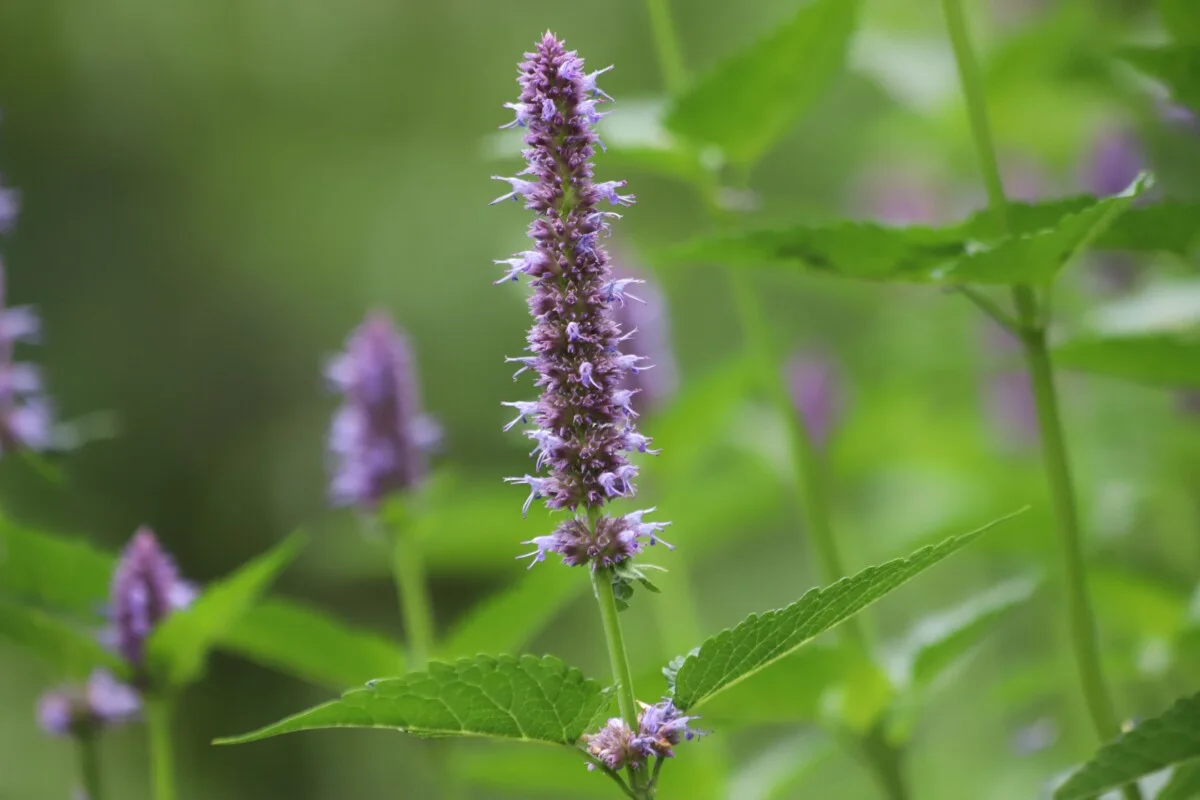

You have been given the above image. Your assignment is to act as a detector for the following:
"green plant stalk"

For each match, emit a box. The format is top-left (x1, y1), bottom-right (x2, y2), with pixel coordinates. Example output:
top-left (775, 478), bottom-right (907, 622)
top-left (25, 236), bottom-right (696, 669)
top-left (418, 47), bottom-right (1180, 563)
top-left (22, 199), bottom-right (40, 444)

top-left (76, 731), bottom-right (104, 800)
top-left (146, 697), bottom-right (177, 800)
top-left (644, 0), bottom-right (687, 95)
top-left (391, 523), bottom-right (435, 670)
top-left (857, 722), bottom-right (909, 800)
top-left (940, 1), bottom-right (1138, 795)
top-left (591, 564), bottom-right (647, 796)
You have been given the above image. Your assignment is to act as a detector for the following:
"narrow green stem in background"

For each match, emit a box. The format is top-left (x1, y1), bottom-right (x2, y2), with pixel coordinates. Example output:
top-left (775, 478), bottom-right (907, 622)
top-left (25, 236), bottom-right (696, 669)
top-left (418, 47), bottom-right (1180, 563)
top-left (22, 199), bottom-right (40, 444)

top-left (643, 0), bottom-right (687, 95)
top-left (76, 732), bottom-right (104, 800)
top-left (940, 1), bottom-right (1138, 794)
top-left (858, 723), bottom-right (909, 800)
top-left (391, 522), bottom-right (435, 670)
top-left (591, 566), bottom-right (647, 796)
top-left (146, 697), bottom-right (177, 800)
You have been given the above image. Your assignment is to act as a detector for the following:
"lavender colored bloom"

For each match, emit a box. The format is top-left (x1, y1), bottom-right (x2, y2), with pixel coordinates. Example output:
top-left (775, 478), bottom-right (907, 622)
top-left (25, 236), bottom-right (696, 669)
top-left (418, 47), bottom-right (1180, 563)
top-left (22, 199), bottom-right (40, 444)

top-left (0, 178), bottom-right (54, 456)
top-left (786, 353), bottom-right (843, 450)
top-left (491, 33), bottom-right (666, 568)
top-left (584, 718), bottom-right (641, 771)
top-left (37, 670), bottom-right (141, 737)
top-left (110, 528), bottom-right (193, 668)
top-left (981, 323), bottom-right (1038, 448)
top-left (327, 312), bottom-right (436, 509)
top-left (610, 264), bottom-right (679, 415)
top-left (1082, 128), bottom-right (1143, 197)
top-left (634, 698), bottom-right (705, 759)
top-left (582, 698), bottom-right (703, 771)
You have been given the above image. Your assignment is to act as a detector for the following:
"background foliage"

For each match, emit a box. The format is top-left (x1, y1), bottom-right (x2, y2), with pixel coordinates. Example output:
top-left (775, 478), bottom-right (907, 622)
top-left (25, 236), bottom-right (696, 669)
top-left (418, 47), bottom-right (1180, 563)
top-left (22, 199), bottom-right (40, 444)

top-left (2, 0), bottom-right (1199, 797)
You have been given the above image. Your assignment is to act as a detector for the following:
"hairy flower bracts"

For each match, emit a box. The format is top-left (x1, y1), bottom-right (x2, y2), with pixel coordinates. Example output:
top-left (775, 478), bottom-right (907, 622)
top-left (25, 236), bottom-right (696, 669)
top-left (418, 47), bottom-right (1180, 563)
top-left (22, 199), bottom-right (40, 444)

top-left (492, 33), bottom-right (669, 570)
top-left (0, 177), bottom-right (54, 456)
top-left (327, 312), bottom-right (437, 510)
top-left (109, 528), bottom-right (195, 673)
top-left (583, 698), bottom-right (704, 771)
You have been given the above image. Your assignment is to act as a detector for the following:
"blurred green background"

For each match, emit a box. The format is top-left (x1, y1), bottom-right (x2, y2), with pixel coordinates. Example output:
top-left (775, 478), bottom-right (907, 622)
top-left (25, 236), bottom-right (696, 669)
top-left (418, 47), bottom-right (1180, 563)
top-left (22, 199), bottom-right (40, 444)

top-left (2, 0), bottom-right (1199, 797)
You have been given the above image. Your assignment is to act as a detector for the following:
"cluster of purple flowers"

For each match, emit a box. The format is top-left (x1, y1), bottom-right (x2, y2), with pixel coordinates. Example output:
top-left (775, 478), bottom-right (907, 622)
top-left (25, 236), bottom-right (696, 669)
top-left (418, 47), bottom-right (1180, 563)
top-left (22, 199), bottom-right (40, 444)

top-left (491, 33), bottom-right (669, 570)
top-left (583, 698), bottom-right (705, 772)
top-left (0, 176), bottom-right (53, 455)
top-left (37, 528), bottom-right (194, 737)
top-left (326, 311), bottom-right (437, 510)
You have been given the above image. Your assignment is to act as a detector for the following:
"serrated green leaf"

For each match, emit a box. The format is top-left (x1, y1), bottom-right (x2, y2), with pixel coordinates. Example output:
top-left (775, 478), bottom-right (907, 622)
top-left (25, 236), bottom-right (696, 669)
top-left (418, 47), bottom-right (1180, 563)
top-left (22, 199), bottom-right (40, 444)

top-left (0, 600), bottom-right (127, 678)
top-left (0, 519), bottom-right (112, 618)
top-left (1053, 333), bottom-right (1200, 388)
top-left (1159, 761), bottom-right (1200, 800)
top-left (215, 654), bottom-right (609, 746)
top-left (903, 576), bottom-right (1038, 691)
top-left (667, 511), bottom-right (1021, 711)
top-left (220, 599), bottom-right (401, 690)
top-left (664, 0), bottom-right (860, 166)
top-left (1054, 692), bottom-right (1200, 799)
top-left (1123, 45), bottom-right (1200, 111)
top-left (663, 176), bottom-right (1153, 285)
top-left (147, 533), bottom-right (305, 688)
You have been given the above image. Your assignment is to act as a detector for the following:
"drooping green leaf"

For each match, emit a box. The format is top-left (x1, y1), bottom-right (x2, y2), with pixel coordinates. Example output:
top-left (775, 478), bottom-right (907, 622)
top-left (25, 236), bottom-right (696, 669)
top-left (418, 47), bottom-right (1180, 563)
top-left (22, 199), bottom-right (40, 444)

top-left (667, 511), bottom-right (1022, 711)
top-left (1054, 692), bottom-right (1200, 799)
top-left (663, 176), bottom-right (1151, 285)
top-left (1053, 333), bottom-right (1200, 388)
top-left (729, 732), bottom-right (835, 800)
top-left (1122, 45), bottom-right (1200, 112)
top-left (1159, 761), bottom-right (1200, 800)
top-left (147, 533), bottom-right (305, 688)
top-left (215, 654), bottom-right (609, 746)
top-left (902, 576), bottom-right (1038, 691)
top-left (220, 599), bottom-right (402, 690)
top-left (664, 0), bottom-right (860, 166)
top-left (0, 600), bottom-right (127, 678)
top-left (440, 566), bottom-right (579, 659)
top-left (0, 519), bottom-right (112, 618)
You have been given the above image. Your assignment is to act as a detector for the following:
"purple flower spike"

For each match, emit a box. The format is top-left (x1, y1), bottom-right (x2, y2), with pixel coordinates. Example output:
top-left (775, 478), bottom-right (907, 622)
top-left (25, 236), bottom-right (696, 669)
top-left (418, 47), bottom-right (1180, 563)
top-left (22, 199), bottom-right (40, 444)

top-left (327, 312), bottom-right (436, 510)
top-left (0, 178), bottom-right (55, 456)
top-left (110, 528), bottom-right (193, 668)
top-left (584, 718), bottom-right (641, 771)
top-left (37, 670), bottom-right (141, 737)
top-left (1082, 127), bottom-right (1143, 197)
top-left (610, 265), bottom-right (679, 416)
top-left (491, 33), bottom-right (668, 569)
top-left (786, 353), bottom-right (843, 451)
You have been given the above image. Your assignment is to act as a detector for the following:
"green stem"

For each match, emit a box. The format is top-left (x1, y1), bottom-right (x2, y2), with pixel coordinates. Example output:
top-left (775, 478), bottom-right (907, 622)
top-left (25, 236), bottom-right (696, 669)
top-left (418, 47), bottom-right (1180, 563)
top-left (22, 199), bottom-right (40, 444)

top-left (858, 723), bottom-right (909, 800)
top-left (643, 0), bottom-right (687, 95)
top-left (591, 566), bottom-right (646, 796)
top-left (939, 1), bottom-right (1138, 795)
top-left (391, 524), bottom-right (435, 670)
top-left (76, 732), bottom-right (104, 800)
top-left (146, 697), bottom-right (177, 800)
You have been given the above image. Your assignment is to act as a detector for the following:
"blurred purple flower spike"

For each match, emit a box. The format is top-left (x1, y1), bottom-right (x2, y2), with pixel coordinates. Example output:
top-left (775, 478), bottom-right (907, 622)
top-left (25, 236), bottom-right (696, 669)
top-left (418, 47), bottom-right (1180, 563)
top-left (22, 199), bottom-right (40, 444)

top-left (109, 528), bottom-right (194, 669)
top-left (491, 33), bottom-right (666, 569)
top-left (786, 352), bottom-right (843, 451)
top-left (0, 175), bottom-right (54, 456)
top-left (982, 323), bottom-right (1038, 449)
top-left (327, 312), bottom-right (436, 510)
top-left (37, 669), bottom-right (141, 737)
top-left (1082, 127), bottom-right (1144, 198)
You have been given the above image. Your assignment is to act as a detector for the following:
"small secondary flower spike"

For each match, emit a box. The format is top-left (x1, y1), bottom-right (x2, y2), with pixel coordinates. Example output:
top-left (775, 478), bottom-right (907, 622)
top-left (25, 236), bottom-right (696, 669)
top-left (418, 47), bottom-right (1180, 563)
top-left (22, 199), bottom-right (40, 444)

top-left (0, 174), bottom-right (53, 455)
top-left (583, 698), bottom-right (704, 771)
top-left (610, 265), bottom-right (678, 416)
top-left (109, 528), bottom-right (195, 670)
top-left (38, 670), bottom-right (141, 737)
top-left (491, 33), bottom-right (668, 569)
top-left (327, 312), bottom-right (437, 509)
top-left (786, 352), bottom-right (843, 451)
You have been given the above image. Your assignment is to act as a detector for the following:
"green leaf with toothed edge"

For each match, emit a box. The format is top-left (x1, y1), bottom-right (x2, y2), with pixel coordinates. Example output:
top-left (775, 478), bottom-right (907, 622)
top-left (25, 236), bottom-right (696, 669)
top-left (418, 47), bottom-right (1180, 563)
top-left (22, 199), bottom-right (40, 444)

top-left (1053, 692), bottom-right (1200, 799)
top-left (662, 175), bottom-right (1153, 285)
top-left (667, 510), bottom-right (1024, 712)
top-left (215, 654), bottom-right (610, 746)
